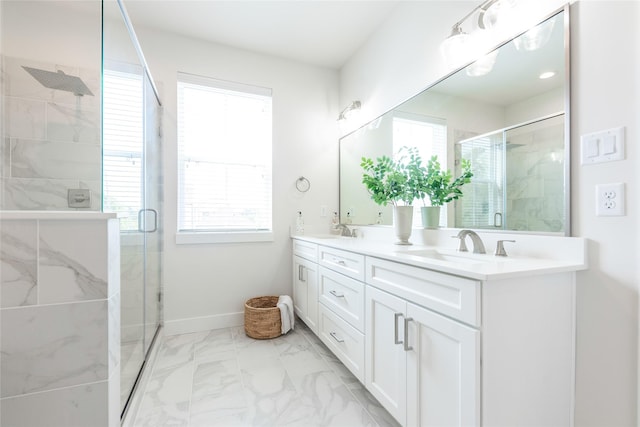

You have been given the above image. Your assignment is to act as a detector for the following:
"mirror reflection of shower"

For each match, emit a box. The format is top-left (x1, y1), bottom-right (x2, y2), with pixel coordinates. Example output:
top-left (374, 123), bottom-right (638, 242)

top-left (22, 65), bottom-right (94, 142)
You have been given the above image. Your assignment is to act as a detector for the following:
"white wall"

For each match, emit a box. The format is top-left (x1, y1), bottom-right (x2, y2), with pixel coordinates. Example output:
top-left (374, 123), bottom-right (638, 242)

top-left (339, 0), bottom-right (639, 425)
top-left (571, 2), bottom-right (639, 425)
top-left (132, 26), bottom-right (340, 333)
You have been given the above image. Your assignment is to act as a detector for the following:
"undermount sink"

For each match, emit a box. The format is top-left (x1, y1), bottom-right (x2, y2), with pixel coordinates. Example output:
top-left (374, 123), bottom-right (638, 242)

top-left (395, 248), bottom-right (495, 264)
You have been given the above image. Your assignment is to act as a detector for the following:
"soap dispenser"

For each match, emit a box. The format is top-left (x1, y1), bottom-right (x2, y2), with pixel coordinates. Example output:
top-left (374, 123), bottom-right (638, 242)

top-left (295, 211), bottom-right (304, 235)
top-left (331, 211), bottom-right (339, 227)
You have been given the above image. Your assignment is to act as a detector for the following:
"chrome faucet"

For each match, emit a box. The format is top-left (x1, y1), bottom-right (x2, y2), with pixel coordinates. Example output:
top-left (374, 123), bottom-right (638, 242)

top-left (453, 229), bottom-right (486, 254)
top-left (333, 223), bottom-right (353, 237)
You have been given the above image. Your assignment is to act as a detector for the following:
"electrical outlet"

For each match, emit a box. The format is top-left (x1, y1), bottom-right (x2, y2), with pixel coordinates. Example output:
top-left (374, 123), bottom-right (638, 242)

top-left (596, 183), bottom-right (625, 216)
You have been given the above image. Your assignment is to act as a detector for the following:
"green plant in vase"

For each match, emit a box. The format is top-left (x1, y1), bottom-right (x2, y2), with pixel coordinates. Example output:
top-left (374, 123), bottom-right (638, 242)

top-left (360, 147), bottom-right (418, 244)
top-left (418, 155), bottom-right (473, 228)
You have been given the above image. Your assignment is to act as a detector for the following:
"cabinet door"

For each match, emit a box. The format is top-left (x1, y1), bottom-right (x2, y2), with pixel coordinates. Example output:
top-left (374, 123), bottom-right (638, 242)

top-left (365, 286), bottom-right (408, 426)
top-left (406, 302), bottom-right (480, 427)
top-left (293, 255), bottom-right (319, 333)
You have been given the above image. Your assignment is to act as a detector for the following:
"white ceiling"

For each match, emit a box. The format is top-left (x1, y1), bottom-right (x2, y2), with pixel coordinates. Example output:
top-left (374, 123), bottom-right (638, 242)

top-left (122, 0), bottom-right (401, 69)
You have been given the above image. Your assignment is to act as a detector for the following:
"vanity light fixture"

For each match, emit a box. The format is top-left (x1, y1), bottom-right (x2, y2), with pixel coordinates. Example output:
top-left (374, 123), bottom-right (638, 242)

top-left (337, 100), bottom-right (361, 122)
top-left (440, 24), bottom-right (471, 69)
top-left (539, 71), bottom-right (556, 79)
top-left (441, 0), bottom-right (517, 71)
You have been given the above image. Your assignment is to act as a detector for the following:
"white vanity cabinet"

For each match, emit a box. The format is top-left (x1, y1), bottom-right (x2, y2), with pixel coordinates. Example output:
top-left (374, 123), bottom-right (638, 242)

top-left (365, 257), bottom-right (480, 426)
top-left (291, 236), bottom-right (582, 427)
top-left (292, 240), bottom-right (319, 333)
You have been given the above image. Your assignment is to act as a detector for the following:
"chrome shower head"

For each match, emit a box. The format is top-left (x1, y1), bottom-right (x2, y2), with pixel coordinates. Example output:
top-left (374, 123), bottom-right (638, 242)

top-left (22, 66), bottom-right (94, 96)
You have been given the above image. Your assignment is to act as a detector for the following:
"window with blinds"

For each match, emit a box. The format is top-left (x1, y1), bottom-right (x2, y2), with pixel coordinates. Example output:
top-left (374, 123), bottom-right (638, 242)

top-left (392, 112), bottom-right (447, 226)
top-left (177, 73), bottom-right (272, 236)
top-left (102, 68), bottom-right (144, 231)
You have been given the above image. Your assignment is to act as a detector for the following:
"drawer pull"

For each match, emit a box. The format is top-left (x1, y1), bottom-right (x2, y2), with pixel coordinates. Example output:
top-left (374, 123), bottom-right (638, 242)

top-left (329, 331), bottom-right (345, 343)
top-left (332, 258), bottom-right (347, 266)
top-left (403, 317), bottom-right (414, 352)
top-left (394, 313), bottom-right (404, 345)
top-left (329, 290), bottom-right (345, 298)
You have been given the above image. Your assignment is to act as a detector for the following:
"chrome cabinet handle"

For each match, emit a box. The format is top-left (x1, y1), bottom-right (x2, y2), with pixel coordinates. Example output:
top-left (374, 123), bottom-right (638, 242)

top-left (333, 258), bottom-right (347, 266)
top-left (403, 317), bottom-right (414, 351)
top-left (329, 332), bottom-right (344, 343)
top-left (298, 265), bottom-right (305, 282)
top-left (329, 290), bottom-right (345, 298)
top-left (394, 313), bottom-right (404, 345)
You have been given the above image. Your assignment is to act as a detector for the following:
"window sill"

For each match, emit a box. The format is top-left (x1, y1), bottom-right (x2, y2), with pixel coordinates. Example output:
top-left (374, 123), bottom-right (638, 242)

top-left (175, 231), bottom-right (274, 245)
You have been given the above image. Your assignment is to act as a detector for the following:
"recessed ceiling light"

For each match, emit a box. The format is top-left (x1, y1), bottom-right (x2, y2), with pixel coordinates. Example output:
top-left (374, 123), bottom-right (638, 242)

top-left (539, 71), bottom-right (556, 79)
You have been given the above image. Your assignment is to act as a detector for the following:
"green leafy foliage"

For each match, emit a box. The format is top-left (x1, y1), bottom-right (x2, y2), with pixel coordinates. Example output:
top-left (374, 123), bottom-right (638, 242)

top-left (360, 147), bottom-right (473, 208)
top-left (421, 156), bottom-right (473, 207)
top-left (360, 154), bottom-right (411, 206)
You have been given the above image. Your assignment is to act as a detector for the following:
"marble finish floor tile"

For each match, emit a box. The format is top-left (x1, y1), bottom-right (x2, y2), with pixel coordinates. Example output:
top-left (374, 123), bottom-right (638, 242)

top-left (132, 321), bottom-right (400, 427)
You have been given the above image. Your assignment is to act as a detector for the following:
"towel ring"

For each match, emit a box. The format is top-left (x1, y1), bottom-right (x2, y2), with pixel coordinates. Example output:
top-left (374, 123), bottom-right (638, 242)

top-left (296, 176), bottom-right (310, 192)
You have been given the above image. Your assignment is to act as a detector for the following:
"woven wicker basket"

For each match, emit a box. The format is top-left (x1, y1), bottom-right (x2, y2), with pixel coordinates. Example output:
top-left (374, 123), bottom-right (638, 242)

top-left (244, 296), bottom-right (282, 339)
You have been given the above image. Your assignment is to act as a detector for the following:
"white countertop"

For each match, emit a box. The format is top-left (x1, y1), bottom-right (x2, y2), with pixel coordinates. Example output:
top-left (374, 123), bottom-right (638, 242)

top-left (292, 234), bottom-right (588, 281)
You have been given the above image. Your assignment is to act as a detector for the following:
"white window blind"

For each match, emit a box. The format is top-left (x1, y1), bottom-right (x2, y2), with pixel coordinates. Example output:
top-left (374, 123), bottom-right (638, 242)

top-left (177, 73), bottom-right (272, 235)
top-left (102, 68), bottom-right (144, 231)
top-left (392, 112), bottom-right (447, 226)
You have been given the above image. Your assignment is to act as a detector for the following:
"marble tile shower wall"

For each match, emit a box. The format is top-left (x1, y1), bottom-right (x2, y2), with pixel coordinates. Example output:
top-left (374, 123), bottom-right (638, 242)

top-left (0, 215), bottom-right (120, 427)
top-left (1, 56), bottom-right (101, 210)
top-left (505, 123), bottom-right (565, 232)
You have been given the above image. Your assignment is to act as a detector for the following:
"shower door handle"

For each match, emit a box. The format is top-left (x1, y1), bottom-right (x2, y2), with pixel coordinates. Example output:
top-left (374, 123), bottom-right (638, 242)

top-left (138, 209), bottom-right (158, 233)
top-left (493, 212), bottom-right (503, 228)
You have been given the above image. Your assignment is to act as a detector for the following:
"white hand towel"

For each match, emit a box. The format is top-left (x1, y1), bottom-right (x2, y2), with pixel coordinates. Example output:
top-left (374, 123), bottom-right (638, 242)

top-left (277, 295), bottom-right (295, 334)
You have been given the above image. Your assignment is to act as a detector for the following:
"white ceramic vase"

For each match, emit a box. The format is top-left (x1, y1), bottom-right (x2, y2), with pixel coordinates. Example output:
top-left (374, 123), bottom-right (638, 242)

top-left (393, 205), bottom-right (413, 245)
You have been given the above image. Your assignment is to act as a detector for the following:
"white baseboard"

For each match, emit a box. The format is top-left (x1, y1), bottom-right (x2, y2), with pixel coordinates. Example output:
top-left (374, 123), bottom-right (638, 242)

top-left (163, 311), bottom-right (244, 336)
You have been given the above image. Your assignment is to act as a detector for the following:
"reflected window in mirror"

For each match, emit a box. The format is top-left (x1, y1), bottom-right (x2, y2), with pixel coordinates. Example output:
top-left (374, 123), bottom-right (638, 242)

top-left (393, 112), bottom-right (447, 226)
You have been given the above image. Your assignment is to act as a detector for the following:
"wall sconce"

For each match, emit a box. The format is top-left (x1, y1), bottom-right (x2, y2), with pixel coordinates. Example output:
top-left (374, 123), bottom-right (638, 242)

top-left (337, 100), bottom-right (361, 122)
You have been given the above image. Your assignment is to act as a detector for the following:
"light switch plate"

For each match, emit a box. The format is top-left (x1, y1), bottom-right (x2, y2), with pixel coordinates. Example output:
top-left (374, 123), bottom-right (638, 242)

top-left (581, 126), bottom-right (625, 165)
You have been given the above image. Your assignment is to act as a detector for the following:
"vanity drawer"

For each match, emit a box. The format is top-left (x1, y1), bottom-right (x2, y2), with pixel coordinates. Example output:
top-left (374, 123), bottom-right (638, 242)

top-left (366, 256), bottom-right (481, 326)
top-left (318, 245), bottom-right (365, 281)
top-left (318, 303), bottom-right (365, 383)
top-left (319, 266), bottom-right (365, 332)
top-left (292, 239), bottom-right (317, 262)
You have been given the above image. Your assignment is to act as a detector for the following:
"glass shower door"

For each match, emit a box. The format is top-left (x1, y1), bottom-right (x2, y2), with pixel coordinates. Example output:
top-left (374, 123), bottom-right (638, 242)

top-left (103, 0), bottom-right (163, 416)
top-left (142, 73), bottom-right (162, 355)
top-left (455, 132), bottom-right (505, 229)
